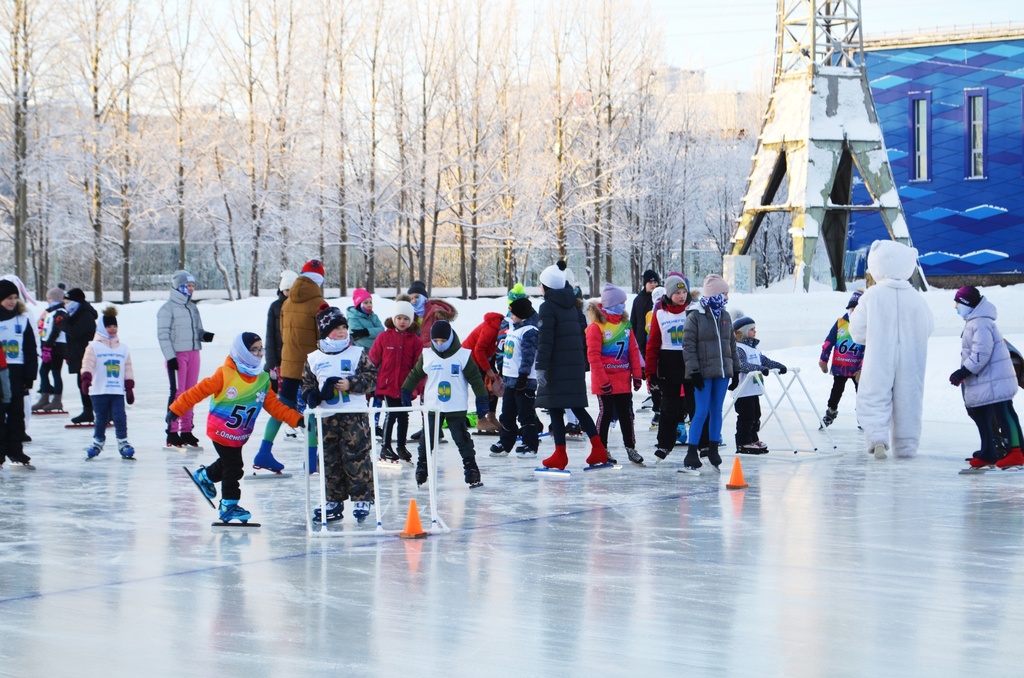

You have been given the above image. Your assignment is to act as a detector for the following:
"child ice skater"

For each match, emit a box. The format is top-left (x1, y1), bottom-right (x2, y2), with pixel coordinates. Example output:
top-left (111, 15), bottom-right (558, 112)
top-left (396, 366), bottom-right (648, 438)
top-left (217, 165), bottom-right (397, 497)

top-left (818, 290), bottom-right (864, 427)
top-left (368, 300), bottom-right (422, 464)
top-left (0, 278), bottom-right (36, 468)
top-left (81, 307), bottom-right (137, 460)
top-left (950, 286), bottom-right (1024, 470)
top-left (401, 320), bottom-right (488, 488)
top-left (33, 287), bottom-right (69, 413)
top-left (172, 332), bottom-right (302, 524)
top-left (731, 315), bottom-right (786, 454)
top-left (586, 284), bottom-right (644, 465)
top-left (646, 273), bottom-right (691, 461)
top-left (490, 296), bottom-right (541, 458)
top-left (302, 304), bottom-right (379, 523)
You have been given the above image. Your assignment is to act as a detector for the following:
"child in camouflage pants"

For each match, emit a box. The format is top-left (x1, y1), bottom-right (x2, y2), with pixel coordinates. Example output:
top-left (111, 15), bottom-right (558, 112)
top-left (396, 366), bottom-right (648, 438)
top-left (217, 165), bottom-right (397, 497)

top-left (302, 304), bottom-right (378, 524)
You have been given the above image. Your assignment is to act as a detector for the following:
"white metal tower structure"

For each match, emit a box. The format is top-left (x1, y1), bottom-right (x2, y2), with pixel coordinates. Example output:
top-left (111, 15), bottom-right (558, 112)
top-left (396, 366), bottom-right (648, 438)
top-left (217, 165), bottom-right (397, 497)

top-left (731, 0), bottom-right (922, 291)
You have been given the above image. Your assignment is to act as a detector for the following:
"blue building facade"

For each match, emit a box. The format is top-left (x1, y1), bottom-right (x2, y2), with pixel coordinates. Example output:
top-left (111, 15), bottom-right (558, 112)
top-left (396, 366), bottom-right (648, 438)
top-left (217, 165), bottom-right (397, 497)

top-left (852, 30), bottom-right (1024, 281)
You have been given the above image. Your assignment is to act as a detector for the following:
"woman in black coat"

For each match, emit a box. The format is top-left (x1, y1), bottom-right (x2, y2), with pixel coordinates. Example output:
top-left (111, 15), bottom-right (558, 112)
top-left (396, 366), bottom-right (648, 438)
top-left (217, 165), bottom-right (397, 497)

top-left (535, 261), bottom-right (609, 471)
top-left (64, 288), bottom-right (99, 424)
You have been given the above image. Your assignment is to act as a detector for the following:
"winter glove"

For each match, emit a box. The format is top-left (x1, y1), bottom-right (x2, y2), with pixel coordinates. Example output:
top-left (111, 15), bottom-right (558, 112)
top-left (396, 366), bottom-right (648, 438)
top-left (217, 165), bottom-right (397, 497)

top-left (0, 368), bottom-right (10, 404)
top-left (319, 377), bottom-right (341, 401)
top-left (632, 378), bottom-right (642, 392)
top-left (779, 365), bottom-right (787, 375)
top-left (351, 328), bottom-right (370, 340)
top-left (125, 380), bottom-right (135, 405)
top-left (297, 415), bottom-right (307, 429)
top-left (729, 375), bottom-right (739, 391)
top-left (81, 372), bottom-right (93, 395)
top-left (950, 367), bottom-right (972, 386)
top-left (761, 368), bottom-right (770, 376)
top-left (269, 367), bottom-right (280, 381)
top-left (167, 357), bottom-right (179, 372)
top-left (475, 396), bottom-right (490, 418)
top-left (304, 389), bottom-right (322, 408)
top-left (515, 375), bottom-right (528, 392)
top-left (688, 374), bottom-right (705, 391)
top-left (400, 389), bottom-right (413, 408)
top-left (202, 332), bottom-right (215, 343)
top-left (536, 369), bottom-right (547, 388)
top-left (600, 382), bottom-right (613, 395)
top-left (165, 409), bottom-right (179, 424)
top-left (648, 375), bottom-right (660, 393)
top-left (41, 346), bottom-right (52, 364)
top-left (818, 360), bottom-right (828, 373)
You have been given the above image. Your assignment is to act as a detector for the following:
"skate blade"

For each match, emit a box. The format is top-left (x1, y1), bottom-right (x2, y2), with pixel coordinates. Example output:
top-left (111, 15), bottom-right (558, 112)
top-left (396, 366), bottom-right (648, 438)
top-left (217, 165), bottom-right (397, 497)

top-left (677, 467), bottom-right (703, 476)
top-left (468, 481), bottom-right (484, 488)
top-left (376, 460), bottom-right (404, 472)
top-left (959, 466), bottom-right (994, 475)
top-left (515, 453), bottom-right (538, 460)
top-left (245, 471), bottom-right (294, 480)
top-left (534, 467), bottom-right (571, 478)
top-left (66, 423), bottom-right (111, 429)
top-left (182, 466), bottom-right (217, 508)
top-left (163, 445), bottom-right (201, 452)
top-left (212, 521), bottom-right (261, 528)
top-left (6, 462), bottom-right (36, 470)
top-left (31, 410), bottom-right (69, 415)
top-left (583, 462), bottom-right (621, 471)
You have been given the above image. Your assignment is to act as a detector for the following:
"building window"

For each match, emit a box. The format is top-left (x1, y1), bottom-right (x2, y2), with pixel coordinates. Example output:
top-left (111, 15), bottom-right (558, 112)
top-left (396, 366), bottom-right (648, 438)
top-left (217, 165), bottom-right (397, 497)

top-left (909, 94), bottom-right (930, 181)
top-left (965, 89), bottom-right (987, 179)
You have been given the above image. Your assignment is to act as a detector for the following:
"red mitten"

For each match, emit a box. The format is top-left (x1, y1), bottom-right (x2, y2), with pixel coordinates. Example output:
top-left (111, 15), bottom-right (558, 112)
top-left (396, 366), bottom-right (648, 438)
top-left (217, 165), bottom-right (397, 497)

top-left (81, 372), bottom-right (93, 395)
top-left (125, 379), bottom-right (135, 405)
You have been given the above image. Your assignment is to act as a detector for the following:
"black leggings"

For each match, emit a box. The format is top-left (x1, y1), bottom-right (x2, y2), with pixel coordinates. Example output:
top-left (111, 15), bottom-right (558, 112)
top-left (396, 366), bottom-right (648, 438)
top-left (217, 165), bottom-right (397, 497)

top-left (597, 393), bottom-right (636, 448)
top-left (548, 407), bottom-right (596, 446)
top-left (207, 443), bottom-right (245, 501)
top-left (382, 395), bottom-right (409, 447)
top-left (827, 375), bottom-right (858, 411)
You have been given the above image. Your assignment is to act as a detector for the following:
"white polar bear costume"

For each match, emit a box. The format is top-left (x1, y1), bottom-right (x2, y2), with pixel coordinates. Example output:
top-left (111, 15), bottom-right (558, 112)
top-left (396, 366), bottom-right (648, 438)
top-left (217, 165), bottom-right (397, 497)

top-left (848, 240), bottom-right (934, 458)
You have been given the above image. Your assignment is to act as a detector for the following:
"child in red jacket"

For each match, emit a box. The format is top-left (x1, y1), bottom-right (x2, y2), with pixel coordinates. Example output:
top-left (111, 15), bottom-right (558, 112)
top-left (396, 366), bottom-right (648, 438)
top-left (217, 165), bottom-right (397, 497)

top-left (461, 311), bottom-right (504, 433)
top-left (367, 300), bottom-right (423, 463)
top-left (586, 284), bottom-right (643, 466)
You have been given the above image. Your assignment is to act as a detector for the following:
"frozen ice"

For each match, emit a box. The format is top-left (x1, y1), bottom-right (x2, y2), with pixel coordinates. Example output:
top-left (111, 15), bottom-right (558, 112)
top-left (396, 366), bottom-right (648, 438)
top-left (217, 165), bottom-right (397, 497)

top-left (2, 284), bottom-right (1024, 675)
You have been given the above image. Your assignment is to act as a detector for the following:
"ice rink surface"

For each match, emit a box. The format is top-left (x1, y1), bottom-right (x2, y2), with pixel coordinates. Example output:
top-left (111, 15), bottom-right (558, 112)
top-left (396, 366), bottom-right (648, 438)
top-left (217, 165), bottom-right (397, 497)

top-left (3, 287), bottom-right (1024, 676)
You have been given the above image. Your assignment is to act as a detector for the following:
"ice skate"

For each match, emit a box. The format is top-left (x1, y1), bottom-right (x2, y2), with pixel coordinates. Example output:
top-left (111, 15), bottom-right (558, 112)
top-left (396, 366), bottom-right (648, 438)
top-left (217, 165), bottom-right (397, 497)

top-left (379, 444), bottom-right (401, 465)
top-left (68, 410), bottom-right (95, 428)
top-left (565, 422), bottom-right (583, 437)
top-left (996, 448), bottom-right (1024, 469)
top-left (584, 436), bottom-right (617, 471)
top-left (353, 501), bottom-right (372, 524)
top-left (117, 439), bottom-right (136, 460)
top-left (218, 499), bottom-right (252, 524)
top-left (820, 407), bottom-right (838, 429)
top-left (312, 501), bottom-right (344, 523)
top-left (39, 394), bottom-right (66, 413)
top-left (415, 463), bottom-right (428, 487)
top-left (536, 445), bottom-right (571, 477)
top-left (178, 431), bottom-right (203, 451)
top-left (30, 393), bottom-right (50, 412)
top-left (85, 438), bottom-right (103, 460)
top-left (649, 412), bottom-right (660, 430)
top-left (872, 443), bottom-right (888, 460)
top-left (253, 440), bottom-right (285, 473)
top-left (464, 461), bottom-right (483, 488)
top-left (705, 443), bottom-right (723, 471)
top-left (396, 445), bottom-right (413, 463)
top-left (5, 451), bottom-right (35, 470)
top-left (489, 442), bottom-right (509, 458)
top-left (654, 447), bottom-right (670, 463)
top-left (164, 432), bottom-right (183, 449)
top-left (192, 466), bottom-right (217, 500)
top-left (678, 445), bottom-right (703, 476)
top-left (626, 448), bottom-right (645, 466)
top-left (476, 412), bottom-right (501, 435)
top-left (515, 447), bottom-right (538, 459)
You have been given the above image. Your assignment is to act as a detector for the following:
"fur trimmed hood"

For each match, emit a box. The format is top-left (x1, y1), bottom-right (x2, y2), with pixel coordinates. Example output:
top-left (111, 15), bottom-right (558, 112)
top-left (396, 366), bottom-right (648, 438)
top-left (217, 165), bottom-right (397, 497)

top-left (867, 240), bottom-right (919, 282)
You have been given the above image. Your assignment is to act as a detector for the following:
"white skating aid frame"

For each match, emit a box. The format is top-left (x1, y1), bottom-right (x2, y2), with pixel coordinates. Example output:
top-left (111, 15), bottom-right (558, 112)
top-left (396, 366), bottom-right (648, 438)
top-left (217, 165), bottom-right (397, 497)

top-left (305, 404), bottom-right (450, 538)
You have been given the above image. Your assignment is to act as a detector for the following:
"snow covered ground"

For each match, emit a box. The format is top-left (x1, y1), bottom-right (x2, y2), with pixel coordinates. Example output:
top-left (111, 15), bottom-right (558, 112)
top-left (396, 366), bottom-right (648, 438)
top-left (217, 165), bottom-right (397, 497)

top-left (3, 281), bottom-right (1024, 675)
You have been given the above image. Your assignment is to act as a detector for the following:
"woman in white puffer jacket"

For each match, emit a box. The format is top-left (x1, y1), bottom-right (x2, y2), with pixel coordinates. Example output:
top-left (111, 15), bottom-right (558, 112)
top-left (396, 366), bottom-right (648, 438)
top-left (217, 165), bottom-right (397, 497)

top-left (951, 286), bottom-right (1023, 469)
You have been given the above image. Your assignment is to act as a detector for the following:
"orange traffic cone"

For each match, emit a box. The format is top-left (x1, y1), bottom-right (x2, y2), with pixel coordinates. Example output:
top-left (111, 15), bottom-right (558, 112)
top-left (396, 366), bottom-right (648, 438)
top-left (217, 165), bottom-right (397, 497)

top-left (399, 499), bottom-right (428, 539)
top-left (726, 457), bottom-right (748, 490)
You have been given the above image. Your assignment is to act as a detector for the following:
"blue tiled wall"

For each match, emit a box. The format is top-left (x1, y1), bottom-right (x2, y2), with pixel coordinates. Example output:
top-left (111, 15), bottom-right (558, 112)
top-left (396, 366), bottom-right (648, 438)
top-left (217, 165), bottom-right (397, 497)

top-left (850, 38), bottom-right (1024, 277)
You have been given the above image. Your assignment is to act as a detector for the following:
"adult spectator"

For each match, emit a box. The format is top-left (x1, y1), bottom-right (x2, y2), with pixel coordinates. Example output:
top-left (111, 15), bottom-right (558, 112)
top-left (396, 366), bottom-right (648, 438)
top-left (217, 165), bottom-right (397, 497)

top-left (406, 280), bottom-right (457, 347)
top-left (64, 288), bottom-right (99, 424)
top-left (265, 269), bottom-right (298, 393)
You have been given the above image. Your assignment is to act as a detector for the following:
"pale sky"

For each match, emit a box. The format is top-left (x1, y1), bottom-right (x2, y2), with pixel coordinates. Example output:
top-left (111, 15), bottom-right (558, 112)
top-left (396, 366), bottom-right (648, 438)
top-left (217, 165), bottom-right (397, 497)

top-left (650, 0), bottom-right (1024, 91)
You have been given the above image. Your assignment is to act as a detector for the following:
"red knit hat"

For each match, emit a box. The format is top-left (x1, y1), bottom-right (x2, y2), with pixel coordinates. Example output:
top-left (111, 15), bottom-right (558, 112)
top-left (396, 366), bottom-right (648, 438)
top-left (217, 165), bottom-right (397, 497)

top-left (302, 259), bottom-right (325, 277)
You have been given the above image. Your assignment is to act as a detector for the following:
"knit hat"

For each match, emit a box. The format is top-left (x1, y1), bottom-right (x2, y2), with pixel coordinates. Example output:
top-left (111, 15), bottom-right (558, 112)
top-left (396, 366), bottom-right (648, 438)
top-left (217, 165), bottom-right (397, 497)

top-left (241, 332), bottom-right (261, 352)
top-left (642, 269), bottom-right (661, 285)
top-left (509, 297), bottom-right (535, 320)
top-left (564, 266), bottom-right (577, 287)
top-left (46, 287), bottom-right (65, 303)
top-left (0, 279), bottom-right (19, 300)
top-left (302, 259), bottom-right (325, 277)
top-left (507, 283), bottom-right (527, 304)
top-left (539, 260), bottom-right (568, 290)
top-left (954, 285), bottom-right (982, 309)
top-left (702, 274), bottom-right (730, 298)
top-left (66, 288), bottom-right (86, 303)
top-left (171, 270), bottom-right (194, 289)
top-left (846, 290), bottom-right (863, 309)
top-left (316, 303), bottom-right (347, 339)
top-left (352, 288), bottom-right (371, 309)
top-left (733, 316), bottom-right (755, 333)
top-left (102, 306), bottom-right (118, 327)
top-left (651, 286), bottom-right (666, 307)
top-left (664, 273), bottom-right (688, 298)
top-left (392, 300), bottom-right (415, 320)
top-left (279, 270), bottom-right (298, 292)
top-left (407, 280), bottom-right (428, 297)
top-left (430, 319), bottom-right (452, 341)
top-left (600, 283), bottom-right (627, 308)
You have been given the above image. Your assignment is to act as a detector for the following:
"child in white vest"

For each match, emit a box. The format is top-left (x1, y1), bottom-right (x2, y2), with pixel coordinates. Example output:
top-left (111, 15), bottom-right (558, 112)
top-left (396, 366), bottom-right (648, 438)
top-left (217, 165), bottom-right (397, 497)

top-left (401, 320), bottom-right (489, 488)
top-left (301, 304), bottom-right (379, 524)
top-left (81, 307), bottom-right (136, 460)
top-left (731, 316), bottom-right (786, 454)
top-left (490, 297), bottom-right (541, 458)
